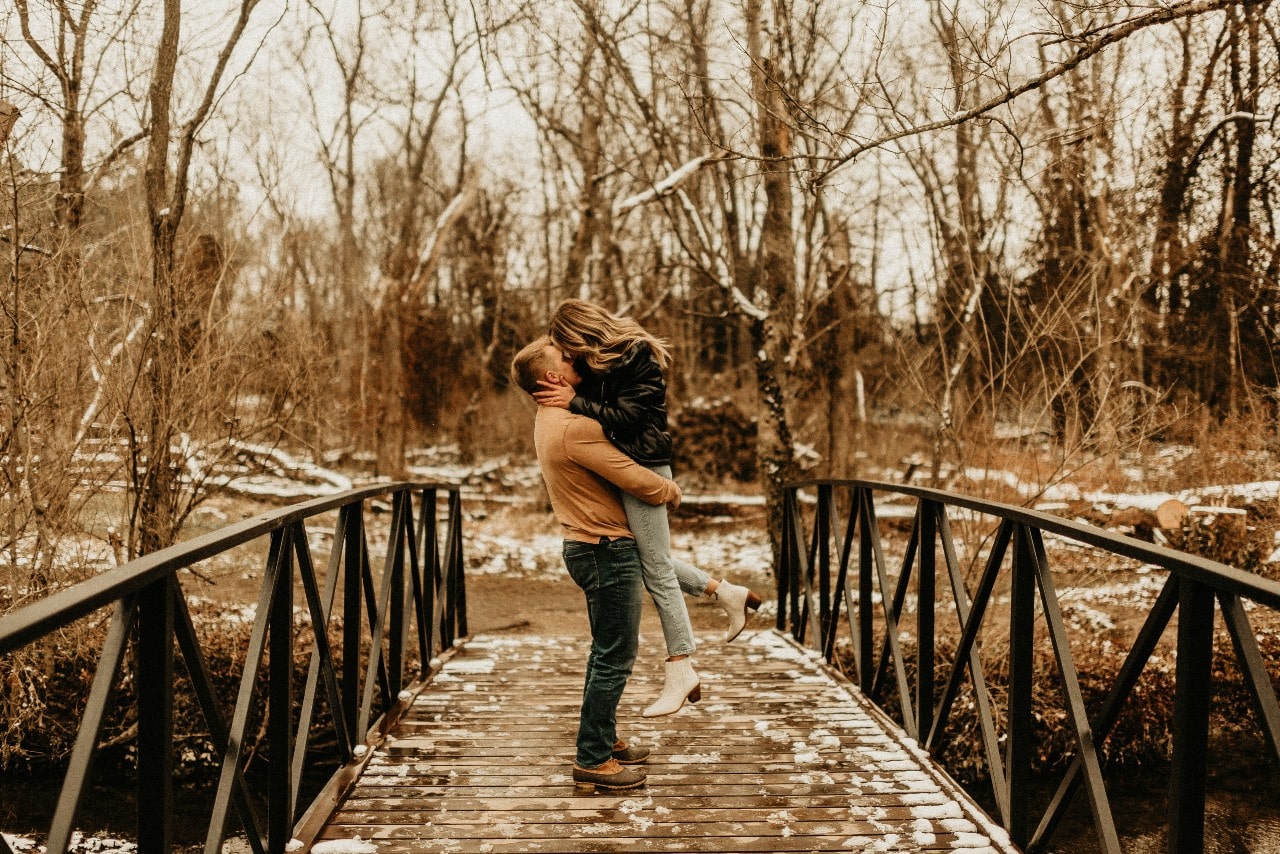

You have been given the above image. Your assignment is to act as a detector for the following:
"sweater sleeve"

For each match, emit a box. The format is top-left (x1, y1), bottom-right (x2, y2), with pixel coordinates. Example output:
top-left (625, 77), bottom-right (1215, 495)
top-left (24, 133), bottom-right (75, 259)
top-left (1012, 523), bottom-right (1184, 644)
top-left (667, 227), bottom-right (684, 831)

top-left (562, 417), bottom-right (680, 506)
top-left (567, 346), bottom-right (666, 443)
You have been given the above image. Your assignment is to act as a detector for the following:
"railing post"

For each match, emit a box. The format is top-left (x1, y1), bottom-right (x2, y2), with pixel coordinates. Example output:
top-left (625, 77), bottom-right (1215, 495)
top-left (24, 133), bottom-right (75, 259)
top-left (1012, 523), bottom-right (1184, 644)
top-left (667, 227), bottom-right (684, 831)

top-left (342, 506), bottom-right (363, 745)
top-left (442, 489), bottom-right (462, 646)
top-left (857, 488), bottom-right (874, 695)
top-left (917, 500), bottom-right (936, 744)
top-left (777, 489), bottom-right (792, 632)
top-left (422, 490), bottom-right (440, 659)
top-left (817, 484), bottom-right (832, 654)
top-left (388, 491), bottom-right (407, 696)
top-left (268, 527), bottom-right (295, 853)
top-left (786, 490), bottom-right (804, 639)
top-left (450, 489), bottom-right (467, 639)
top-left (1168, 577), bottom-right (1214, 854)
top-left (1006, 524), bottom-right (1036, 849)
top-left (135, 576), bottom-right (174, 854)
top-left (411, 488), bottom-right (433, 665)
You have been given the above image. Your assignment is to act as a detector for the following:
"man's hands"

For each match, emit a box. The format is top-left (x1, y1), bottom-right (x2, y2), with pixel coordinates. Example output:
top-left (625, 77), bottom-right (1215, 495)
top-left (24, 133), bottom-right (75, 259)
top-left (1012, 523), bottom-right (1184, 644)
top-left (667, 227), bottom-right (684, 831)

top-left (534, 375), bottom-right (576, 409)
top-left (667, 480), bottom-right (682, 510)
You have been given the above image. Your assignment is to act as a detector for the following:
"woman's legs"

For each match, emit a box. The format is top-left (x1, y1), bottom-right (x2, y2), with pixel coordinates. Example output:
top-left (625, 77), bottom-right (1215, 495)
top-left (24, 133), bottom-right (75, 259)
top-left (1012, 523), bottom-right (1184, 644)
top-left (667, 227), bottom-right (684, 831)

top-left (673, 559), bottom-right (762, 644)
top-left (625, 475), bottom-right (761, 645)
top-left (671, 556), bottom-right (711, 598)
top-left (621, 465), bottom-right (696, 658)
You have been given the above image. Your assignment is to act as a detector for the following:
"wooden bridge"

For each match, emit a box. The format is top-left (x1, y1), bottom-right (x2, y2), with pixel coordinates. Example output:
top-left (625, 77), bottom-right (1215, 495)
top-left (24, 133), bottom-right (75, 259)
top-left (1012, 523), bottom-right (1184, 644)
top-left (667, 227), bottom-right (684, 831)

top-left (2, 479), bottom-right (1278, 854)
top-left (305, 631), bottom-right (1013, 852)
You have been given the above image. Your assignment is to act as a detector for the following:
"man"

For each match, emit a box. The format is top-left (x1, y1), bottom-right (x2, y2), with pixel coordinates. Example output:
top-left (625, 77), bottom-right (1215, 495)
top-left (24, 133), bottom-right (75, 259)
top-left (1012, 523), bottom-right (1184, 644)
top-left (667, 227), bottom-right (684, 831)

top-left (510, 336), bottom-right (683, 791)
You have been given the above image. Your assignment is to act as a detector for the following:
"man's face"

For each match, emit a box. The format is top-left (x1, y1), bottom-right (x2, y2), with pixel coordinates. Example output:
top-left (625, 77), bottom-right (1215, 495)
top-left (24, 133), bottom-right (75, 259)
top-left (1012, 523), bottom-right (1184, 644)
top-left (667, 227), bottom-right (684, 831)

top-left (544, 344), bottom-right (581, 387)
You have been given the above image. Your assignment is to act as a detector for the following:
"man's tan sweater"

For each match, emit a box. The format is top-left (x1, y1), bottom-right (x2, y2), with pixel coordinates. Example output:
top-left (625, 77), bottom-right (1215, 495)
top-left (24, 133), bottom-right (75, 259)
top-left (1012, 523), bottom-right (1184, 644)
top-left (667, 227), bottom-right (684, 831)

top-left (534, 407), bottom-right (681, 543)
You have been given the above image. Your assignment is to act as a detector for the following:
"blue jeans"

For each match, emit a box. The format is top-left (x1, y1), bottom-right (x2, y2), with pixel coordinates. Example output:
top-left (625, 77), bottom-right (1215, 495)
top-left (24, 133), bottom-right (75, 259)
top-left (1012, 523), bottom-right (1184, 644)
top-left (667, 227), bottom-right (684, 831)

top-left (621, 464), bottom-right (712, 658)
top-left (562, 537), bottom-right (644, 767)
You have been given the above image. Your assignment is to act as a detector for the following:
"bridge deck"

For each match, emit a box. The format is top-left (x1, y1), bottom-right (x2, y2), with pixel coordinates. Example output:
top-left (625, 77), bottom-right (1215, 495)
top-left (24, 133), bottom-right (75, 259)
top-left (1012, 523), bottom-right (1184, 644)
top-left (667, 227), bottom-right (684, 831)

top-left (315, 631), bottom-right (1015, 853)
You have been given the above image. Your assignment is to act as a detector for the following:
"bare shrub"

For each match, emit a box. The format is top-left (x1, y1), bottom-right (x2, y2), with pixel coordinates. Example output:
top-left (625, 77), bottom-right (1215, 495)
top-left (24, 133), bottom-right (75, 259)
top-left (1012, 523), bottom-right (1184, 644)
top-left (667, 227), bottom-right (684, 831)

top-left (671, 398), bottom-right (758, 484)
top-left (1168, 408), bottom-right (1280, 487)
top-left (835, 622), bottom-right (1280, 787)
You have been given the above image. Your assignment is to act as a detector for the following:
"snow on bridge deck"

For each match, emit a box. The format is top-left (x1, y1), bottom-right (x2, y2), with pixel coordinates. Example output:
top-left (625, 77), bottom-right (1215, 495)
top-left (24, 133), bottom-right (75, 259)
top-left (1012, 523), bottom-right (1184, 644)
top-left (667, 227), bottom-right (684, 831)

top-left (313, 631), bottom-right (1015, 853)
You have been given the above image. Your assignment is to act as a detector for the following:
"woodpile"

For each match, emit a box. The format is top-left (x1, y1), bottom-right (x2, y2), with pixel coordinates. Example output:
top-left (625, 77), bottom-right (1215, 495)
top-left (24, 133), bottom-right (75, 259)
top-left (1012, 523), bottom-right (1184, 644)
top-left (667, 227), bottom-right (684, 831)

top-left (670, 398), bottom-right (757, 483)
top-left (1063, 495), bottom-right (1278, 575)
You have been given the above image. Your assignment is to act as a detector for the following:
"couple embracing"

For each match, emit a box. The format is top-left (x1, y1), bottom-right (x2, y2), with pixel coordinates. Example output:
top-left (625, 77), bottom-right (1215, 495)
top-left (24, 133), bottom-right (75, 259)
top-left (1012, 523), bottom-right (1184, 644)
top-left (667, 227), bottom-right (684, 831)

top-left (510, 299), bottom-right (762, 791)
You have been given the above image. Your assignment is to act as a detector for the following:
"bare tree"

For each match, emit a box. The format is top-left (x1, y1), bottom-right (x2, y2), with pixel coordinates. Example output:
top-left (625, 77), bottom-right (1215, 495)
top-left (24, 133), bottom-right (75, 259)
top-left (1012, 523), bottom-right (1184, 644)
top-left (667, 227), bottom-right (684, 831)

top-left (3, 2), bottom-right (148, 581)
top-left (134, 0), bottom-right (269, 554)
top-left (294, 0), bottom-right (383, 454)
top-left (365, 0), bottom-right (481, 474)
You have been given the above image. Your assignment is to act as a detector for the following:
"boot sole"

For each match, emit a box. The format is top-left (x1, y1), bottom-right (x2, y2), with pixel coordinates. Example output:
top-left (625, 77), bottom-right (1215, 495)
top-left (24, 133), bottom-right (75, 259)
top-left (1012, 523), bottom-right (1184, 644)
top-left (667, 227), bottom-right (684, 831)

top-left (574, 778), bottom-right (647, 791)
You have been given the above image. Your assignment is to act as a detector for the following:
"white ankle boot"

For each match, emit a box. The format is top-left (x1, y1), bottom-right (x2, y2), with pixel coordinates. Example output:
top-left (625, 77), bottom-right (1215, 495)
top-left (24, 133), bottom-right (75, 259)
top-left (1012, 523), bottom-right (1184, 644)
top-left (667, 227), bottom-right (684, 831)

top-left (713, 581), bottom-right (763, 642)
top-left (642, 658), bottom-right (701, 717)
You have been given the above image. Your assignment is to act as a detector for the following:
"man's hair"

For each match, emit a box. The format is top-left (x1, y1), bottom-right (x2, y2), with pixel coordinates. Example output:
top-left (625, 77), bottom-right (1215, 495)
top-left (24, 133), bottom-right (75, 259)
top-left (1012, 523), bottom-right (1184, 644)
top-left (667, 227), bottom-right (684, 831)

top-left (510, 336), bottom-right (556, 395)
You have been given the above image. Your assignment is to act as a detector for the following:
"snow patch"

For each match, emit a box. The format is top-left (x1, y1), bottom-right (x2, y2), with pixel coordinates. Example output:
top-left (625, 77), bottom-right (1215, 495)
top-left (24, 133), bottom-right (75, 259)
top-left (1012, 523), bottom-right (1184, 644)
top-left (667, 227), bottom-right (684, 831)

top-left (311, 839), bottom-right (378, 854)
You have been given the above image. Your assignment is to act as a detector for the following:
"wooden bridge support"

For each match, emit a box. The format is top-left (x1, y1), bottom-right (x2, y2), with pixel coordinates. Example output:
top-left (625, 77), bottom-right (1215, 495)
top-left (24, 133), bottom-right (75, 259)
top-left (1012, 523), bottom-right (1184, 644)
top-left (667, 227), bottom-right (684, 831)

top-left (1169, 577), bottom-right (1215, 854)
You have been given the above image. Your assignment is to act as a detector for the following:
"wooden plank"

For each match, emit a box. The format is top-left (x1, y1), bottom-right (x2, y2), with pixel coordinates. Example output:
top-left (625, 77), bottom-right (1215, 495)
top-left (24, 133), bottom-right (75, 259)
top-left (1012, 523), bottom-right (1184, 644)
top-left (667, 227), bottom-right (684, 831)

top-left (328, 805), bottom-right (971, 823)
top-left (312, 838), bottom-right (1000, 853)
top-left (320, 822), bottom-right (988, 841)
top-left (351, 774), bottom-right (941, 791)
top-left (344, 784), bottom-right (958, 799)
top-left (309, 631), bottom-right (1016, 853)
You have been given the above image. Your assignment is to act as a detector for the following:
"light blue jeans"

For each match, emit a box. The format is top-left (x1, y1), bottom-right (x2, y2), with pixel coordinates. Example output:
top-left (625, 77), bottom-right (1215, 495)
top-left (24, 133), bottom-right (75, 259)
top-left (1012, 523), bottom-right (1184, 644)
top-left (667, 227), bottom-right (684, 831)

top-left (621, 464), bottom-right (712, 658)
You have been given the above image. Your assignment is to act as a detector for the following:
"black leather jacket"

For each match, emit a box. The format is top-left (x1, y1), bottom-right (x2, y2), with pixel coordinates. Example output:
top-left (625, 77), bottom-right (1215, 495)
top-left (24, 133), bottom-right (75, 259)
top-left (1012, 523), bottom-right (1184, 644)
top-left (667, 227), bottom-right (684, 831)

top-left (569, 342), bottom-right (674, 466)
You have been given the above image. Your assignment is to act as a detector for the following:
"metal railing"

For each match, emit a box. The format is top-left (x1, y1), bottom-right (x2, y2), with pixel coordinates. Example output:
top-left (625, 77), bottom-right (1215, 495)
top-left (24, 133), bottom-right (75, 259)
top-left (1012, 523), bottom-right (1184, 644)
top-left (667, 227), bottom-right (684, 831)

top-left (0, 482), bottom-right (466, 854)
top-left (778, 479), bottom-right (1280, 854)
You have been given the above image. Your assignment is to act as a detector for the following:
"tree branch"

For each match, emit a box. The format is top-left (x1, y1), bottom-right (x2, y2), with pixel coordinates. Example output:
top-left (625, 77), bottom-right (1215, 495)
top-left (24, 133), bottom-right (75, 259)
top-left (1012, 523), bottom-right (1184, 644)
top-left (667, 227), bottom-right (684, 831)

top-left (614, 154), bottom-right (733, 215)
top-left (817, 0), bottom-right (1267, 184)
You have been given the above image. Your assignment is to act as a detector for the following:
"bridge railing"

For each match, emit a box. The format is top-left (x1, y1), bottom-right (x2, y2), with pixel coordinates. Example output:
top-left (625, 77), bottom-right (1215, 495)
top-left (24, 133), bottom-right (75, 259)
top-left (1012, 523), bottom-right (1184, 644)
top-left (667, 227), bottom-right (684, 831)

top-left (0, 482), bottom-right (466, 854)
top-left (778, 479), bottom-right (1280, 854)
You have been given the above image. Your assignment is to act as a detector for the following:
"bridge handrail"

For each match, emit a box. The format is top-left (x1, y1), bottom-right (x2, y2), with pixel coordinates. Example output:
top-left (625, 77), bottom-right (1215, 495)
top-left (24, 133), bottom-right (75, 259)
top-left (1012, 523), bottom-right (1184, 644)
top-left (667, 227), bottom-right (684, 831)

top-left (778, 478), bottom-right (1280, 854)
top-left (784, 478), bottom-right (1280, 607)
top-left (0, 481), bottom-right (467, 854)
top-left (0, 483), bottom-right (440, 655)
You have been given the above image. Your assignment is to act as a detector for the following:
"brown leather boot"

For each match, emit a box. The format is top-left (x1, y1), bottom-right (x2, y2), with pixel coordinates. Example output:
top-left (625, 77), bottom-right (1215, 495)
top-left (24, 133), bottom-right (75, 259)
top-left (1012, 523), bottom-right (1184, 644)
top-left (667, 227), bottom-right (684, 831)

top-left (572, 758), bottom-right (647, 790)
top-left (612, 739), bottom-right (651, 764)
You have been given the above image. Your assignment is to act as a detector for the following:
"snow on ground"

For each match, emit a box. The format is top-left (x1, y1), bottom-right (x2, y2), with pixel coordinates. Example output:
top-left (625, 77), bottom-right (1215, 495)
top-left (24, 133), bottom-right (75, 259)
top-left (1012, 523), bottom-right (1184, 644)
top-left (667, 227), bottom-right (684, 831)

top-left (3, 833), bottom-right (136, 854)
top-left (463, 503), bottom-right (775, 582)
top-left (672, 527), bottom-right (773, 577)
top-left (1040, 478), bottom-right (1280, 512)
top-left (466, 527), bottom-right (566, 580)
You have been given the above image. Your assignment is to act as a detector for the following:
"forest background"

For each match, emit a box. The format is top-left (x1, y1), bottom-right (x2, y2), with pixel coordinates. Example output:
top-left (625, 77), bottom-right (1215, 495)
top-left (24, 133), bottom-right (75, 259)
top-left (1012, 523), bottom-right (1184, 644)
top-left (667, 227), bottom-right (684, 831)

top-left (3, 0), bottom-right (1280, 590)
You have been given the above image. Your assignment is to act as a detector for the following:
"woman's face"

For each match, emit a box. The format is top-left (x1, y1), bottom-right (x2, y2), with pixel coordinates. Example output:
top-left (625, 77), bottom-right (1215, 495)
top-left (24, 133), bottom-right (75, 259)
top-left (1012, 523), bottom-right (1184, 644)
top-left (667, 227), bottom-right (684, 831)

top-left (545, 344), bottom-right (581, 387)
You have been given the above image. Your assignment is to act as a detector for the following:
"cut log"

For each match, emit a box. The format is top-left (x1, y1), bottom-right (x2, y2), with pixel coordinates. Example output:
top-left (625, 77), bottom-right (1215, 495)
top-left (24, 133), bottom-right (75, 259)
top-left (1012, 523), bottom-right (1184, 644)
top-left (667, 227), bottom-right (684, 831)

top-left (1155, 498), bottom-right (1189, 530)
top-left (1111, 506), bottom-right (1157, 530)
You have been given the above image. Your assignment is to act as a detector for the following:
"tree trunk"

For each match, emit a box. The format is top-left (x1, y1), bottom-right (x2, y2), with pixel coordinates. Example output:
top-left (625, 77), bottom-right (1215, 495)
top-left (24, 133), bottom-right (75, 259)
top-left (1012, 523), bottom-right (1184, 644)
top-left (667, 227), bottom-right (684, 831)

top-left (1222, 3), bottom-right (1258, 416)
top-left (137, 0), bottom-right (183, 557)
top-left (564, 51), bottom-right (602, 294)
top-left (746, 0), bottom-right (799, 566)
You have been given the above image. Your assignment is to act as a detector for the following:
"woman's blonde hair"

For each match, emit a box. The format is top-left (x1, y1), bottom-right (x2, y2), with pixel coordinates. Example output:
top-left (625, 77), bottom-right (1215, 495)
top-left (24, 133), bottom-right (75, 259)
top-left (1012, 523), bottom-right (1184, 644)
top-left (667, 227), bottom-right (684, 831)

top-left (548, 299), bottom-right (672, 372)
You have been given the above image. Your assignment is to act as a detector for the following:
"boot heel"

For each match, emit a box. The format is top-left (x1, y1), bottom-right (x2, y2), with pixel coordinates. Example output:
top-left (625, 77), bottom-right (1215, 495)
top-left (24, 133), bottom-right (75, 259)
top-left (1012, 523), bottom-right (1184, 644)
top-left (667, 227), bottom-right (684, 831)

top-left (574, 781), bottom-right (596, 791)
top-left (746, 591), bottom-right (763, 611)
top-left (688, 685), bottom-right (702, 704)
